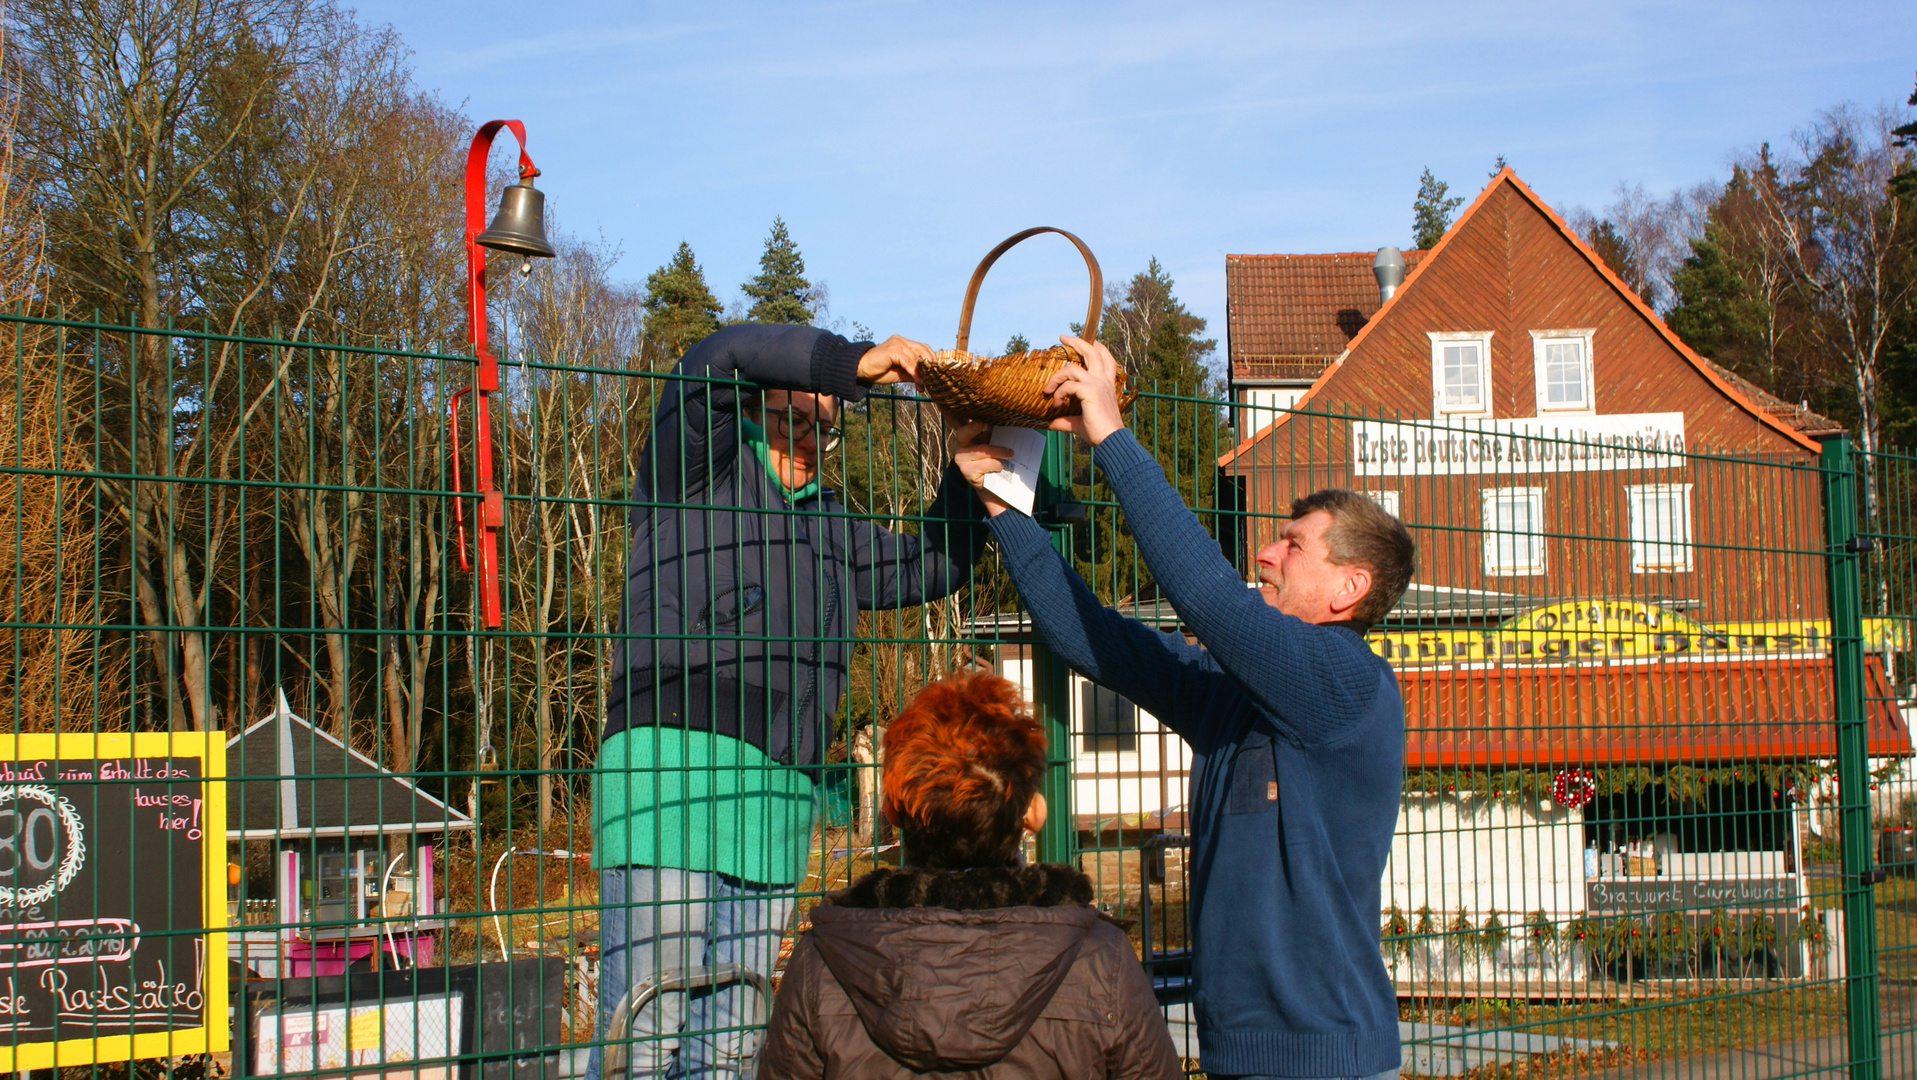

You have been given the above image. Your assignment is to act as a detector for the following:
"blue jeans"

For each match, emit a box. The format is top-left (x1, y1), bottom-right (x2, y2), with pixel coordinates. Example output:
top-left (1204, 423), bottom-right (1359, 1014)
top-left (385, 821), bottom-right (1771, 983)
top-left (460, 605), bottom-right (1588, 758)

top-left (587, 868), bottom-right (794, 1080)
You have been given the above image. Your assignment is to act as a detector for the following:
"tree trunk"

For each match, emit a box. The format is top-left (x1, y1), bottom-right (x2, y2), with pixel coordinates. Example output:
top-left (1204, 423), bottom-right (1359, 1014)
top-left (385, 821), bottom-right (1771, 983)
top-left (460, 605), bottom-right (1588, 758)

top-left (851, 726), bottom-right (876, 846)
top-left (130, 527), bottom-right (184, 729)
top-left (383, 634), bottom-right (410, 775)
top-left (167, 535), bottom-right (215, 730)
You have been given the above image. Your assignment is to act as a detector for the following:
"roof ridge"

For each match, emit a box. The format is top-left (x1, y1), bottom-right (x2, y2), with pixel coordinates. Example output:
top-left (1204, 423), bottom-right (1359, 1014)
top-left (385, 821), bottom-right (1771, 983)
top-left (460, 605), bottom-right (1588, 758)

top-left (1227, 250), bottom-right (1428, 261)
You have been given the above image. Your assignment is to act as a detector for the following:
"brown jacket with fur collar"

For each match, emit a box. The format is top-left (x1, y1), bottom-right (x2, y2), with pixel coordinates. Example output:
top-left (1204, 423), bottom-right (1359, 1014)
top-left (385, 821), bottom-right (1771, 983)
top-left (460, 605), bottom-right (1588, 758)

top-left (758, 864), bottom-right (1181, 1079)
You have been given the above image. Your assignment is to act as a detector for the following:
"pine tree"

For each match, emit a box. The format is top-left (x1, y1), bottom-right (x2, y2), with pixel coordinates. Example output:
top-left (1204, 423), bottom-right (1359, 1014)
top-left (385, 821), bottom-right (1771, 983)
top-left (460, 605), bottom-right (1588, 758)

top-left (1101, 259), bottom-right (1218, 395)
top-left (742, 216), bottom-right (813, 324)
top-left (1489, 153), bottom-right (1510, 177)
top-left (1412, 167), bottom-right (1463, 249)
top-left (1587, 220), bottom-right (1654, 304)
top-left (1666, 232), bottom-right (1768, 370)
top-left (1005, 333), bottom-right (1031, 354)
top-left (642, 241), bottom-right (723, 357)
top-left (1892, 75), bottom-right (1917, 199)
top-left (1071, 259), bottom-right (1231, 597)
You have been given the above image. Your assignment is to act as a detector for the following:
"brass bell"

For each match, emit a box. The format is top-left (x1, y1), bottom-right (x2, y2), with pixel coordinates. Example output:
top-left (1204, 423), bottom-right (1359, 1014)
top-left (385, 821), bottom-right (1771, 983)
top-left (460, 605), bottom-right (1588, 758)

top-left (475, 176), bottom-right (557, 259)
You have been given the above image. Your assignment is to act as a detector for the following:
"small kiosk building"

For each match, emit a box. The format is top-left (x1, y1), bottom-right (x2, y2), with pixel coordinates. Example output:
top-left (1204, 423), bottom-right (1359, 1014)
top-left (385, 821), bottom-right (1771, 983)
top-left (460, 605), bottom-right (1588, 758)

top-left (226, 692), bottom-right (473, 977)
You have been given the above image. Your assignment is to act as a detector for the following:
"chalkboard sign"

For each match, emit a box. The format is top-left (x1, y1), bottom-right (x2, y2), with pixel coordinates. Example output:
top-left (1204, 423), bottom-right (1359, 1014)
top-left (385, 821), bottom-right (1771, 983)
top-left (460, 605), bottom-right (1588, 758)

top-left (1586, 877), bottom-right (1799, 911)
top-left (0, 733), bottom-right (226, 1069)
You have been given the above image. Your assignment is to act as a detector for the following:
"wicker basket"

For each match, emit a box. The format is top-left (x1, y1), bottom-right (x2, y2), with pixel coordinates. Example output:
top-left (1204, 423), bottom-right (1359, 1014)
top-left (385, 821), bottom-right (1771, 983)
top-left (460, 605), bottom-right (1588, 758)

top-left (916, 227), bottom-right (1135, 429)
top-left (920, 346), bottom-right (1135, 429)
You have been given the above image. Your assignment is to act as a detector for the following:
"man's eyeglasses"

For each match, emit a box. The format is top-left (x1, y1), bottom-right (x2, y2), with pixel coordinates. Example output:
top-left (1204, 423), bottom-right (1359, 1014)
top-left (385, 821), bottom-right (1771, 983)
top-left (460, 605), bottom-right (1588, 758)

top-left (760, 408), bottom-right (843, 453)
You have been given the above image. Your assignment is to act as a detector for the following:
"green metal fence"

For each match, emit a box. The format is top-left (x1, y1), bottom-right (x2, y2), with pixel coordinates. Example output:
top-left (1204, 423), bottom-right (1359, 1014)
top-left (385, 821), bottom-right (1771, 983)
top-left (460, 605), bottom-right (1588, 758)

top-left (3, 309), bottom-right (1914, 1079)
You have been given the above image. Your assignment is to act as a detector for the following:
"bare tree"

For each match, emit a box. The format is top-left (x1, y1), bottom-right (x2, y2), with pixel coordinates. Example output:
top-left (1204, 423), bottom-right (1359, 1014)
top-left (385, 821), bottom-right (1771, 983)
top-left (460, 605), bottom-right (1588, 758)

top-left (499, 232), bottom-right (646, 836)
top-left (15, 0), bottom-right (476, 738)
top-left (1749, 106), bottom-right (1917, 512)
top-left (0, 21), bottom-right (134, 733)
top-left (12, 0), bottom-right (310, 729)
top-left (1564, 181), bottom-right (1718, 311)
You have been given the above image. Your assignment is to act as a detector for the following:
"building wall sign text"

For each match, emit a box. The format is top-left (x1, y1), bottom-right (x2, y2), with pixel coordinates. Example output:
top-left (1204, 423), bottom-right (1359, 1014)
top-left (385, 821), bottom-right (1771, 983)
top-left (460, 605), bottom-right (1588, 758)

top-left (1352, 413), bottom-right (1686, 476)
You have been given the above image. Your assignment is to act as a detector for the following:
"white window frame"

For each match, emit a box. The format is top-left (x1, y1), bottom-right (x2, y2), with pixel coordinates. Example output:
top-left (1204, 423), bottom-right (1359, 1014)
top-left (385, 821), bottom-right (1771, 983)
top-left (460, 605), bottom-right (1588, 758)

top-left (1627, 483), bottom-right (1694, 573)
top-left (1364, 490), bottom-right (1402, 517)
top-left (1430, 331), bottom-right (1494, 418)
top-left (1482, 487), bottom-right (1546, 576)
top-left (1530, 329), bottom-right (1596, 415)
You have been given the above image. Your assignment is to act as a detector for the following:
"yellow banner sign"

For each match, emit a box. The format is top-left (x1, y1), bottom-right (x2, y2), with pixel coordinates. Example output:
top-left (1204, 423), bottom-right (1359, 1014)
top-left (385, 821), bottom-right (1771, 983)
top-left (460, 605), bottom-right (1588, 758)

top-left (1370, 598), bottom-right (1909, 665)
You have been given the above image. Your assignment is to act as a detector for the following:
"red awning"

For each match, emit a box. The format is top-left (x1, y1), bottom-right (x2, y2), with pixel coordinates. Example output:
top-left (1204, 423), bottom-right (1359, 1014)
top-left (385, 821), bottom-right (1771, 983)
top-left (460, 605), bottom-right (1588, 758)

top-left (1401, 655), bottom-right (1910, 768)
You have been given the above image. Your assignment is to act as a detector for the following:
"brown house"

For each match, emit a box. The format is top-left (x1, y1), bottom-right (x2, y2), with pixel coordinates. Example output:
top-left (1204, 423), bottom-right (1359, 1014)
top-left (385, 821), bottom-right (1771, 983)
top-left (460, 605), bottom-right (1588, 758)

top-left (1222, 169), bottom-right (1830, 628)
top-left (1207, 174), bottom-right (1909, 947)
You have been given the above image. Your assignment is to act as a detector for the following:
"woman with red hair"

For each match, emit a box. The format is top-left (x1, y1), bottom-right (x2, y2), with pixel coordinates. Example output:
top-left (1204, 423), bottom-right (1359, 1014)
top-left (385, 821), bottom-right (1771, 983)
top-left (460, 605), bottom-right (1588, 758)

top-left (759, 671), bottom-right (1180, 1078)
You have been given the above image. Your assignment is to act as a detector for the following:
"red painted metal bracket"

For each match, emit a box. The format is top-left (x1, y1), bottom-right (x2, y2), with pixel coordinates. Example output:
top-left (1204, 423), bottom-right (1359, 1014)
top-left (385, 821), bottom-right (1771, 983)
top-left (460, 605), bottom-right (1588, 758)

top-left (447, 119), bottom-right (539, 629)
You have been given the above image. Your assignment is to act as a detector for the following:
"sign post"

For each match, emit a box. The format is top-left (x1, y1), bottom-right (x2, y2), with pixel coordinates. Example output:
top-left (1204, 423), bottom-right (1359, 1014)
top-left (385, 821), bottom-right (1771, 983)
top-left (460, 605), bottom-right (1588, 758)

top-left (1822, 433), bottom-right (1881, 1080)
top-left (1031, 430), bottom-right (1078, 867)
top-left (0, 732), bottom-right (227, 1069)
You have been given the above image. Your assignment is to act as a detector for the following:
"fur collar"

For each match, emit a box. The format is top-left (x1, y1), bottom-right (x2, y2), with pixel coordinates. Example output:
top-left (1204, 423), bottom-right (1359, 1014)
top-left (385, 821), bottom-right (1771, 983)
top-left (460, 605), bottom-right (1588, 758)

top-left (826, 863), bottom-right (1093, 912)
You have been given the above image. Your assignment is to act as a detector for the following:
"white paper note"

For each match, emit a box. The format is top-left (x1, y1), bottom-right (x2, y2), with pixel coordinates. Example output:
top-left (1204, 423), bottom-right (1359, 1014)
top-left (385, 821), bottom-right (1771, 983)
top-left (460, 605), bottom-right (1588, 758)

top-left (979, 425), bottom-right (1048, 517)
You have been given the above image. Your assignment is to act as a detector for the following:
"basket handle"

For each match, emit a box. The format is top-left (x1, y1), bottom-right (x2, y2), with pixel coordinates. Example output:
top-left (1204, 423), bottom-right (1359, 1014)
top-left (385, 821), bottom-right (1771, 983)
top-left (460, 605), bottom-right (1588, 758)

top-left (955, 227), bottom-right (1102, 354)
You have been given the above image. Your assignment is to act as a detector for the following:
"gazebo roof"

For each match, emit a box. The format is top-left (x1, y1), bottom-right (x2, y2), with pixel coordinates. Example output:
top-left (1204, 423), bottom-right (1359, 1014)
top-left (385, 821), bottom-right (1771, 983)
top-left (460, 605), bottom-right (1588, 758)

top-left (225, 695), bottom-right (473, 839)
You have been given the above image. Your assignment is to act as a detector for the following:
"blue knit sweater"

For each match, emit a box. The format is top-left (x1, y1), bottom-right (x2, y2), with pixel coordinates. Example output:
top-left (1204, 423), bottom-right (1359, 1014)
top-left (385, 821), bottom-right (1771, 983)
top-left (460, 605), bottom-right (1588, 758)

top-left (986, 430), bottom-right (1405, 1078)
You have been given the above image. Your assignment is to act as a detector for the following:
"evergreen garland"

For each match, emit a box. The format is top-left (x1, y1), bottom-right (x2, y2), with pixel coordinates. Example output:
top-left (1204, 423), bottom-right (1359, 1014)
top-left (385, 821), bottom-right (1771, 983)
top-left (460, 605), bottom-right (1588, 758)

top-left (1397, 762), bottom-right (1889, 807)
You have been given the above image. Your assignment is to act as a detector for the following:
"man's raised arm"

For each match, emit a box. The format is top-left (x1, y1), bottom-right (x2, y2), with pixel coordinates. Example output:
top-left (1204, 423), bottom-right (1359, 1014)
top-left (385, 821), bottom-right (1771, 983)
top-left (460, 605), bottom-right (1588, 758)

top-left (1091, 430), bottom-right (1384, 744)
top-left (640, 325), bottom-right (927, 499)
top-left (953, 430), bottom-right (1230, 749)
top-left (1029, 337), bottom-right (1390, 748)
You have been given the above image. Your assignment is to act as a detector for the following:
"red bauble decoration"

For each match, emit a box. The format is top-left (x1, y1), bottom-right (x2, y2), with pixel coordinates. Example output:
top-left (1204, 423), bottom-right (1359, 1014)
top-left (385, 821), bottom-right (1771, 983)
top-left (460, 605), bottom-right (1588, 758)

top-left (1551, 770), bottom-right (1597, 809)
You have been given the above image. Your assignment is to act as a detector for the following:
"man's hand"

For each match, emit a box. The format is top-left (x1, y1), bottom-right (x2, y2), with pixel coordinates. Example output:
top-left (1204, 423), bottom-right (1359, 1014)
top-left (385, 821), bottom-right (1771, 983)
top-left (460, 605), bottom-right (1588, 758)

top-left (951, 420), bottom-right (1013, 517)
top-left (1042, 335), bottom-right (1126, 445)
top-left (857, 335), bottom-right (933, 385)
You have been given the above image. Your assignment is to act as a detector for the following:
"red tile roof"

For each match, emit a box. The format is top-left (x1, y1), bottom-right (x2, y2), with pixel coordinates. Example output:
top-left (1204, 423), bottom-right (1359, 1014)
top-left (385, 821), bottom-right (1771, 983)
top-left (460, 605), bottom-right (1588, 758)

top-left (1402, 655), bottom-right (1909, 768)
top-left (1700, 358), bottom-right (1845, 438)
top-left (1225, 250), bottom-right (1425, 381)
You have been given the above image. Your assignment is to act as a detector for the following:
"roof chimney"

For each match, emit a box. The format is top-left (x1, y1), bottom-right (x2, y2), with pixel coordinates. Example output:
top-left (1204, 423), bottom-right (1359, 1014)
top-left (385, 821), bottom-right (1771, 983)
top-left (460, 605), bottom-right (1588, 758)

top-left (1373, 246), bottom-right (1406, 303)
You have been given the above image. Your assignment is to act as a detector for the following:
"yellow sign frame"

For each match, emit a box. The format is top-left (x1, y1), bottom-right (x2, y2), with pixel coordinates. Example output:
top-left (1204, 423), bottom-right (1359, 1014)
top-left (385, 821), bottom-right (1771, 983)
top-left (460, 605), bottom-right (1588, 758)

top-left (0, 732), bottom-right (228, 1069)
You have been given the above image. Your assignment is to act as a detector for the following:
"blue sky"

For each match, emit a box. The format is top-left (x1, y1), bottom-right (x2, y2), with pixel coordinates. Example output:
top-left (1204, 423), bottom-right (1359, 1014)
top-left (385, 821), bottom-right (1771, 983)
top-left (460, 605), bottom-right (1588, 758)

top-left (354, 0), bottom-right (1913, 363)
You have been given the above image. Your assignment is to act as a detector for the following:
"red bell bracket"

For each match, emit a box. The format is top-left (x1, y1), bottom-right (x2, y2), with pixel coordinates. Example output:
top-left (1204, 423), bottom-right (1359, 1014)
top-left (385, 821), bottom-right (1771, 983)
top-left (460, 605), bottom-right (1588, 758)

top-left (452, 119), bottom-right (555, 629)
top-left (446, 387), bottom-right (505, 629)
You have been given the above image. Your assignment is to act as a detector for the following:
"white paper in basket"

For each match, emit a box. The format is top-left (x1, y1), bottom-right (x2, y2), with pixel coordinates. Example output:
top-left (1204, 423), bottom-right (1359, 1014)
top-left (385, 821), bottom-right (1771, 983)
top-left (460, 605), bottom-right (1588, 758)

top-left (978, 425), bottom-right (1048, 517)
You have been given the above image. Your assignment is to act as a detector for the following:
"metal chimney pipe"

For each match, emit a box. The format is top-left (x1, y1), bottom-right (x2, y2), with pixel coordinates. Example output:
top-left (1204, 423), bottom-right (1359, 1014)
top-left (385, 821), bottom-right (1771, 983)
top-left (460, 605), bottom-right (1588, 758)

top-left (1373, 246), bottom-right (1406, 302)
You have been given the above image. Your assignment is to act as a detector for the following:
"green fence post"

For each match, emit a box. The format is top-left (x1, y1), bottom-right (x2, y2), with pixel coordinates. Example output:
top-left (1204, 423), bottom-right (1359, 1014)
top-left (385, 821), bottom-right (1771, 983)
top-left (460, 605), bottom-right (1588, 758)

top-left (1823, 433), bottom-right (1881, 1080)
top-left (1032, 430), bottom-right (1077, 867)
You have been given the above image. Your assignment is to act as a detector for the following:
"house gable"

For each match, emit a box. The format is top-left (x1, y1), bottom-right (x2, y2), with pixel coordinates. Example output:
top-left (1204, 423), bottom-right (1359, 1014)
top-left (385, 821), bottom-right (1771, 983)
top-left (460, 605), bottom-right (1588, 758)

top-left (1221, 170), bottom-right (1819, 465)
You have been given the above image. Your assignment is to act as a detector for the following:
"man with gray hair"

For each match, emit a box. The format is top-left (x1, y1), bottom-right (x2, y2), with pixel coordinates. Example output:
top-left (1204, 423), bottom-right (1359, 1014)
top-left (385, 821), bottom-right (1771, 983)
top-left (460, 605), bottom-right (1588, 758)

top-left (954, 336), bottom-right (1415, 1080)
